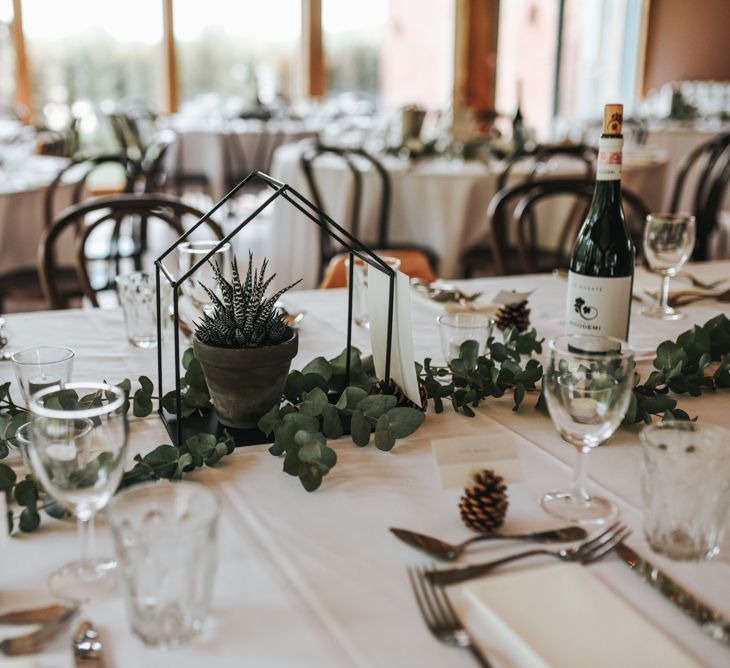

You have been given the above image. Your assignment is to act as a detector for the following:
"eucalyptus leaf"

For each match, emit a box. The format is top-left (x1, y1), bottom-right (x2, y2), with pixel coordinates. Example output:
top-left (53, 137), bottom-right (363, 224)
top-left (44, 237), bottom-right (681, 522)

top-left (302, 356), bottom-right (333, 381)
top-left (322, 404), bottom-right (344, 439)
top-left (335, 386), bottom-right (369, 414)
top-left (357, 394), bottom-right (398, 418)
top-left (350, 409), bottom-right (371, 447)
top-left (300, 388), bottom-right (329, 417)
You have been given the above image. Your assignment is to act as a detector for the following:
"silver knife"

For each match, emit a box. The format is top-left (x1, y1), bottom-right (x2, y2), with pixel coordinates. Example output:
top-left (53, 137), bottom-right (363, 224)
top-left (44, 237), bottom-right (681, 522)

top-left (615, 543), bottom-right (730, 648)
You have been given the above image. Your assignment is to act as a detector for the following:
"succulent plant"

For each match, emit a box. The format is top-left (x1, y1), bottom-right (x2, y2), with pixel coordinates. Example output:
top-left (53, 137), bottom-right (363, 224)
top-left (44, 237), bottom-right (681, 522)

top-left (195, 253), bottom-right (300, 348)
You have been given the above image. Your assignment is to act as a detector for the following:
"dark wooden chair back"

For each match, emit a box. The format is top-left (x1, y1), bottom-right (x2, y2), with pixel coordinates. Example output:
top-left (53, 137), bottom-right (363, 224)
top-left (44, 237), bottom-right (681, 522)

top-left (488, 178), bottom-right (649, 275)
top-left (497, 144), bottom-right (597, 191)
top-left (44, 153), bottom-right (138, 228)
top-left (300, 142), bottom-right (438, 279)
top-left (669, 133), bottom-right (730, 260)
top-left (39, 194), bottom-right (224, 308)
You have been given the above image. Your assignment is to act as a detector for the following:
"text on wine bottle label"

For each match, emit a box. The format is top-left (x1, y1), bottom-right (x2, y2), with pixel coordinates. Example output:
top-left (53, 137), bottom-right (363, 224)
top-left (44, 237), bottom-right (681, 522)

top-left (565, 271), bottom-right (632, 341)
top-left (597, 137), bottom-right (623, 181)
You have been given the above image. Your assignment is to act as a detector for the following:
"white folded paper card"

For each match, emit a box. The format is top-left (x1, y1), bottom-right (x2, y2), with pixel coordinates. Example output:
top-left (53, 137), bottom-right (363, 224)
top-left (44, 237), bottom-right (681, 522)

top-left (368, 266), bottom-right (421, 405)
top-left (465, 562), bottom-right (701, 668)
top-left (431, 432), bottom-right (522, 488)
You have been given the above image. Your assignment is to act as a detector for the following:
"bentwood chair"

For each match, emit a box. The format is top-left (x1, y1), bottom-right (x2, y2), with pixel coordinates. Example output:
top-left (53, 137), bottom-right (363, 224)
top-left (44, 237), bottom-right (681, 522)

top-left (39, 194), bottom-right (223, 309)
top-left (0, 154), bottom-right (138, 311)
top-left (496, 143), bottom-right (597, 192)
top-left (300, 142), bottom-right (438, 287)
top-left (462, 178), bottom-right (650, 277)
top-left (669, 133), bottom-right (730, 260)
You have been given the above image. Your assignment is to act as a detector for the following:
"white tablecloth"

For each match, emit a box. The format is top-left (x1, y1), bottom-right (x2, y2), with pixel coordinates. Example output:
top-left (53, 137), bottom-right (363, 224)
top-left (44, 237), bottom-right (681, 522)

top-left (165, 118), bottom-right (319, 201)
top-left (0, 156), bottom-right (74, 275)
top-left (265, 143), bottom-right (668, 290)
top-left (1, 262), bottom-right (729, 667)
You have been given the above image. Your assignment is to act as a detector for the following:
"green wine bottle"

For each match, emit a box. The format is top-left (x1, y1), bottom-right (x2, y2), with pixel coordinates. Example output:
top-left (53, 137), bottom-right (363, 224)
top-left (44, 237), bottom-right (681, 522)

top-left (566, 103), bottom-right (635, 346)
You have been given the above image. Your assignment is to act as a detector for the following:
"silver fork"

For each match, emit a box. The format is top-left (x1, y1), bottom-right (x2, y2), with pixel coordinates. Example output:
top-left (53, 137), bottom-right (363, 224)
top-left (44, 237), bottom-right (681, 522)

top-left (674, 272), bottom-right (726, 290)
top-left (408, 565), bottom-right (493, 667)
top-left (427, 522), bottom-right (631, 586)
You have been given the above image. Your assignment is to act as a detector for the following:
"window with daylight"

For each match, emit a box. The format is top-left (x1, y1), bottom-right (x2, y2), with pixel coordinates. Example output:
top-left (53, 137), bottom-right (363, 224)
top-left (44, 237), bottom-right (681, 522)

top-left (174, 0), bottom-right (301, 110)
top-left (496, 0), bottom-right (645, 140)
top-left (323, 0), bottom-right (454, 110)
top-left (22, 0), bottom-right (164, 124)
top-left (557, 0), bottom-right (644, 123)
top-left (495, 0), bottom-right (560, 141)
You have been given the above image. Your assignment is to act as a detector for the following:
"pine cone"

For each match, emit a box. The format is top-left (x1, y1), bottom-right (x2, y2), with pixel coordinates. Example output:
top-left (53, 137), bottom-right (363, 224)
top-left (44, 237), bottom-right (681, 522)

top-left (369, 379), bottom-right (428, 412)
top-left (459, 470), bottom-right (509, 532)
top-left (495, 300), bottom-right (530, 333)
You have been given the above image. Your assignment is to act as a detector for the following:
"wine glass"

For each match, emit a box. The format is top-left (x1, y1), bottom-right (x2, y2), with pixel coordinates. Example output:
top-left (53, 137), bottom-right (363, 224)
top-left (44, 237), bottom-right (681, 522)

top-left (642, 213), bottom-right (695, 320)
top-left (541, 335), bottom-right (635, 523)
top-left (178, 240), bottom-right (232, 315)
top-left (28, 382), bottom-right (128, 601)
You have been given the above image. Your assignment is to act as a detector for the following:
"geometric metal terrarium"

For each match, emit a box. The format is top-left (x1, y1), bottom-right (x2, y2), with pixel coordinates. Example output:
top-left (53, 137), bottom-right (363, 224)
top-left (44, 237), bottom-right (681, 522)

top-left (154, 170), bottom-right (398, 447)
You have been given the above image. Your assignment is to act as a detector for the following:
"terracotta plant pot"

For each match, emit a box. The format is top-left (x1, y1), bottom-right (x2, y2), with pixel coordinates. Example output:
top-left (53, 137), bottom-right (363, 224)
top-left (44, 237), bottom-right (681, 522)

top-left (192, 330), bottom-right (298, 429)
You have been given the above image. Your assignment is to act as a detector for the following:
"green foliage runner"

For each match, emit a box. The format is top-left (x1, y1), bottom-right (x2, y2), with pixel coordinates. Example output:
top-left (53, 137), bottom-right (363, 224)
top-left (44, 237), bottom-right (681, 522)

top-left (1, 313), bottom-right (729, 535)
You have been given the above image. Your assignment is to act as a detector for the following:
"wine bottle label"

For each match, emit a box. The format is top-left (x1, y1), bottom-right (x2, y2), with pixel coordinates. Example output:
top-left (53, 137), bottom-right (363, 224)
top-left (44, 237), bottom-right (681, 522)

top-left (596, 136), bottom-right (623, 181)
top-left (566, 271), bottom-right (632, 341)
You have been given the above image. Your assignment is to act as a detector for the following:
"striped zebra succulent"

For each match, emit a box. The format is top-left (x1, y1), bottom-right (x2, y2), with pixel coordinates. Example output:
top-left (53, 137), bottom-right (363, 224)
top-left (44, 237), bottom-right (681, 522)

top-left (194, 254), bottom-right (300, 348)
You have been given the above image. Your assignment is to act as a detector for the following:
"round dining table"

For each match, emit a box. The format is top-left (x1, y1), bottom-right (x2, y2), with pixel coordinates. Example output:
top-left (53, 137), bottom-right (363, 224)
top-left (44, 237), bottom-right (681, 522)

top-left (0, 155), bottom-right (76, 276)
top-left (164, 117), bottom-right (320, 202)
top-left (264, 143), bottom-right (668, 292)
top-left (0, 261), bottom-right (728, 667)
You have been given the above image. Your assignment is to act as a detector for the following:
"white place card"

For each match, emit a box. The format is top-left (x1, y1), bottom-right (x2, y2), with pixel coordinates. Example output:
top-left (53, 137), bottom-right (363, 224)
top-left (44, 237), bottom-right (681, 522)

top-left (368, 267), bottom-right (421, 405)
top-left (431, 433), bottom-right (523, 488)
top-left (492, 289), bottom-right (534, 306)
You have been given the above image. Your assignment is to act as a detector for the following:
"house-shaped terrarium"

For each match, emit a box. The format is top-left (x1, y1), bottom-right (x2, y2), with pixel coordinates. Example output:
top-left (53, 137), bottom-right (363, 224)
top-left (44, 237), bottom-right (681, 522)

top-left (154, 170), bottom-right (400, 447)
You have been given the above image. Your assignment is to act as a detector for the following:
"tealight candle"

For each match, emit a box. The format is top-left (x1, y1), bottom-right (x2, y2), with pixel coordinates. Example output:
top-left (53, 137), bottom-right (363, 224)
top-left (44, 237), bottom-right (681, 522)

top-left (571, 397), bottom-right (600, 422)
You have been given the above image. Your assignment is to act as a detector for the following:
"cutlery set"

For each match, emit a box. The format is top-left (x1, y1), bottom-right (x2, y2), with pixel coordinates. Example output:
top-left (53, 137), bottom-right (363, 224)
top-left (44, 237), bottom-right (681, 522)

top-left (0, 604), bottom-right (105, 664)
top-left (395, 520), bottom-right (730, 663)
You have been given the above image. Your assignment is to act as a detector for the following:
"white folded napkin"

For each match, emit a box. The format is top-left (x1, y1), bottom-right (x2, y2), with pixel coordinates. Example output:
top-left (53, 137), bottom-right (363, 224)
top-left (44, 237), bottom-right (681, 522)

top-left (465, 562), bottom-right (700, 668)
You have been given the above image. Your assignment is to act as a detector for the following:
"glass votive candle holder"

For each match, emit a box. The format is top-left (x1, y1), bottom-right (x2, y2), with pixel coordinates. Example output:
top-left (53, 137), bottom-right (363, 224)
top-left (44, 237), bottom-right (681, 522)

top-left (11, 346), bottom-right (74, 403)
top-left (640, 421), bottom-right (730, 560)
top-left (437, 313), bottom-right (494, 363)
top-left (117, 272), bottom-right (171, 348)
top-left (107, 481), bottom-right (221, 649)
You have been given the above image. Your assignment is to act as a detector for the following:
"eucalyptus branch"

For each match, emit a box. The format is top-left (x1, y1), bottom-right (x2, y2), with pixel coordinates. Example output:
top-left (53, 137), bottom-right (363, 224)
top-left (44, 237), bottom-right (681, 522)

top-left (259, 347), bottom-right (425, 492)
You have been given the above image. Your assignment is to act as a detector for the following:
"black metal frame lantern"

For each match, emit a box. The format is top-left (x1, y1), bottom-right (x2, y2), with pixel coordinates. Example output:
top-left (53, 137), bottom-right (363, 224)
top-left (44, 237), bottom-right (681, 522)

top-left (154, 170), bottom-right (397, 447)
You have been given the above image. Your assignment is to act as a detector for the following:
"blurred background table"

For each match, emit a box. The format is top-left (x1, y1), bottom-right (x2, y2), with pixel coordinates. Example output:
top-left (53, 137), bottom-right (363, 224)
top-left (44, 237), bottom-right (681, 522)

top-left (265, 142), bottom-right (668, 290)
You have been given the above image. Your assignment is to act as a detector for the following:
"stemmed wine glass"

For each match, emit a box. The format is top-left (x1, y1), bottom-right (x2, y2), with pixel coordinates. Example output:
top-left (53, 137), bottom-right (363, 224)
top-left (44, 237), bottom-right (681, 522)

top-left (541, 335), bottom-right (635, 523)
top-left (28, 382), bottom-right (128, 601)
top-left (642, 213), bottom-right (695, 320)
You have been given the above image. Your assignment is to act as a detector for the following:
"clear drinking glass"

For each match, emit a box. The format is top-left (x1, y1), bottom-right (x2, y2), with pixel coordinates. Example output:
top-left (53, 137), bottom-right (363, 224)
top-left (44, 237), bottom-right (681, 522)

top-left (437, 313), bottom-right (494, 363)
top-left (541, 335), bottom-right (635, 523)
top-left (29, 383), bottom-right (128, 601)
top-left (11, 346), bottom-right (74, 403)
top-left (117, 272), bottom-right (171, 348)
top-left (108, 481), bottom-right (221, 648)
top-left (640, 421), bottom-right (730, 560)
top-left (346, 256), bottom-right (401, 328)
top-left (642, 213), bottom-right (696, 320)
top-left (6, 421), bottom-right (32, 470)
top-left (178, 241), bottom-right (232, 314)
